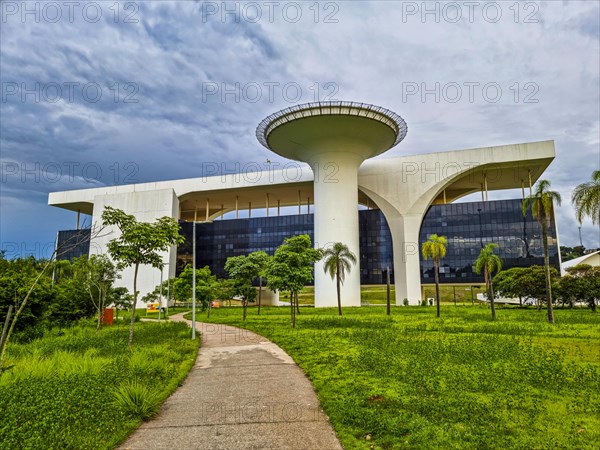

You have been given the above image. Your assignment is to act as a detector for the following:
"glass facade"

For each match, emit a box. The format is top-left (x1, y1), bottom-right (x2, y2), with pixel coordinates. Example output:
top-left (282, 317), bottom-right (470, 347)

top-left (419, 199), bottom-right (560, 284)
top-left (177, 214), bottom-right (314, 279)
top-left (56, 229), bottom-right (91, 261)
top-left (57, 198), bottom-right (560, 285)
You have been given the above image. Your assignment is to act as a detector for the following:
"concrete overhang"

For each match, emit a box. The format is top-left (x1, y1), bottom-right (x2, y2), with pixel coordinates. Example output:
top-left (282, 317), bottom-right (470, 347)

top-left (49, 140), bottom-right (555, 216)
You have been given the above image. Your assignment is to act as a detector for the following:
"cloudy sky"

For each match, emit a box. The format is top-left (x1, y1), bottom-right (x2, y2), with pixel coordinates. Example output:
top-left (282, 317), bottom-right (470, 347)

top-left (1, 0), bottom-right (599, 258)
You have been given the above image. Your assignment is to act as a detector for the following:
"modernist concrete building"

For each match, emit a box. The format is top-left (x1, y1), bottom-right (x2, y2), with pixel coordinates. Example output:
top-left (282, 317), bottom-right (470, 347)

top-left (49, 101), bottom-right (558, 308)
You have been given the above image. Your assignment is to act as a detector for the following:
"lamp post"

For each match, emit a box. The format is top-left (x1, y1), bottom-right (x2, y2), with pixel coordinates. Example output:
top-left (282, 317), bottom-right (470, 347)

top-left (192, 219), bottom-right (197, 340)
top-left (158, 262), bottom-right (170, 321)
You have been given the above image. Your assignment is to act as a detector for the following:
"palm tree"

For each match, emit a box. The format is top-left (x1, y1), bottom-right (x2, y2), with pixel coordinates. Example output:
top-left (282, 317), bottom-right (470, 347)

top-left (572, 170), bottom-right (600, 225)
top-left (421, 234), bottom-right (447, 318)
top-left (522, 179), bottom-right (562, 324)
top-left (322, 242), bottom-right (357, 316)
top-left (474, 243), bottom-right (503, 320)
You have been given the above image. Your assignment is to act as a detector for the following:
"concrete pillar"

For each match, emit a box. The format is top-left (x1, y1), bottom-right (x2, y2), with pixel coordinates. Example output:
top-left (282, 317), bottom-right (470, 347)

top-left (384, 213), bottom-right (423, 305)
top-left (310, 153), bottom-right (363, 308)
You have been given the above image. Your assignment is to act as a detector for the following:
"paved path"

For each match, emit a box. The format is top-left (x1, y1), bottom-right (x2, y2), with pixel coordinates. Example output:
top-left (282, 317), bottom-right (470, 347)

top-left (119, 313), bottom-right (342, 450)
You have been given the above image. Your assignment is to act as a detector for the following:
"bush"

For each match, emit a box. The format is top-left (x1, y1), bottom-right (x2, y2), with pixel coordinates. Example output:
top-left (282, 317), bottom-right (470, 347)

top-left (113, 380), bottom-right (161, 421)
top-left (0, 320), bottom-right (198, 449)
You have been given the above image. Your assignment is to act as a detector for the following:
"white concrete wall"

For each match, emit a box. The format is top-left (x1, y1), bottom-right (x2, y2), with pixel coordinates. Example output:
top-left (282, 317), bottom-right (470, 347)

top-left (257, 287), bottom-right (280, 306)
top-left (90, 189), bottom-right (179, 308)
top-left (50, 140), bottom-right (556, 309)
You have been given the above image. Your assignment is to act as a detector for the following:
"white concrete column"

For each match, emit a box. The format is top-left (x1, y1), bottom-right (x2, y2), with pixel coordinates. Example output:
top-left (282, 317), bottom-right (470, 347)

top-left (310, 153), bottom-right (362, 308)
top-left (384, 213), bottom-right (423, 305)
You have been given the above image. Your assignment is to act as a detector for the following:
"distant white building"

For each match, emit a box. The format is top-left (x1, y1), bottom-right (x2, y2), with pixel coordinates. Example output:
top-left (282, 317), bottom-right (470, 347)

top-left (562, 251), bottom-right (600, 271)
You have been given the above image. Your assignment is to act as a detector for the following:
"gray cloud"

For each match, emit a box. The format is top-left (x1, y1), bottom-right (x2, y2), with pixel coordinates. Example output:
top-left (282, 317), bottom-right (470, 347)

top-left (1, 0), bottom-right (599, 256)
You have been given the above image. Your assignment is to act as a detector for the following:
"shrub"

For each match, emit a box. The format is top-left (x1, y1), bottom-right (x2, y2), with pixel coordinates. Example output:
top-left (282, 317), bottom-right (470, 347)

top-left (113, 380), bottom-right (161, 421)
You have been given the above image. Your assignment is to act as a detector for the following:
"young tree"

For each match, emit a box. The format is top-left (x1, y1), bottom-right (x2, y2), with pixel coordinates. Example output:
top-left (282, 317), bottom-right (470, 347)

top-left (557, 265), bottom-right (600, 311)
top-left (265, 235), bottom-right (322, 328)
top-left (522, 179), bottom-right (562, 324)
top-left (421, 234), bottom-right (447, 318)
top-left (572, 170), bottom-right (600, 225)
top-left (107, 287), bottom-right (132, 320)
top-left (224, 256), bottom-right (259, 321)
top-left (0, 228), bottom-right (102, 366)
top-left (494, 266), bottom-right (559, 309)
top-left (102, 206), bottom-right (185, 346)
top-left (214, 278), bottom-right (237, 307)
top-left (247, 251), bottom-right (271, 315)
top-left (73, 255), bottom-right (118, 330)
top-left (173, 265), bottom-right (216, 311)
top-left (322, 242), bottom-right (357, 316)
top-left (474, 243), bottom-right (503, 320)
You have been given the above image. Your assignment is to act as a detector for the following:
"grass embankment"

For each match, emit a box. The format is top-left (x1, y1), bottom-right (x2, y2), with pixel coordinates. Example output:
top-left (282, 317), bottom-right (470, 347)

top-left (297, 285), bottom-right (484, 305)
top-left (194, 306), bottom-right (600, 449)
top-left (0, 320), bottom-right (198, 450)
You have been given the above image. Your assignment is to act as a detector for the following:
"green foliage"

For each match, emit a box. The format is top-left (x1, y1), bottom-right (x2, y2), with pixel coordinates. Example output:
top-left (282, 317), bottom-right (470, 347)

top-left (266, 234), bottom-right (322, 295)
top-left (266, 234), bottom-right (322, 327)
top-left (421, 234), bottom-right (448, 317)
top-left (522, 179), bottom-right (562, 225)
top-left (322, 242), bottom-right (357, 316)
top-left (0, 320), bottom-right (198, 449)
top-left (101, 206), bottom-right (185, 346)
top-left (494, 266), bottom-right (559, 306)
top-left (0, 257), bottom-right (54, 333)
top-left (522, 179), bottom-right (562, 324)
top-left (101, 206), bottom-right (185, 272)
top-left (173, 265), bottom-right (216, 311)
top-left (561, 245), bottom-right (586, 262)
top-left (201, 307), bottom-right (600, 450)
top-left (474, 243), bottom-right (503, 319)
top-left (572, 170), bottom-right (600, 225)
top-left (113, 380), bottom-right (161, 421)
top-left (556, 265), bottom-right (600, 311)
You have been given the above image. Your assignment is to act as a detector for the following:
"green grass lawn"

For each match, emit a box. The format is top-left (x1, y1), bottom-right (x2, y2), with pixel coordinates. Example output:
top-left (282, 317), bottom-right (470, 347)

top-left (192, 305), bottom-right (600, 449)
top-left (296, 285), bottom-right (485, 305)
top-left (0, 320), bottom-right (198, 450)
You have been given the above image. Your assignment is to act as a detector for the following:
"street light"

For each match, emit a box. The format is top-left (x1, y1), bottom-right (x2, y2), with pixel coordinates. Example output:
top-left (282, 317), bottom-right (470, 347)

top-left (158, 262), bottom-right (170, 321)
top-left (192, 219), bottom-right (196, 340)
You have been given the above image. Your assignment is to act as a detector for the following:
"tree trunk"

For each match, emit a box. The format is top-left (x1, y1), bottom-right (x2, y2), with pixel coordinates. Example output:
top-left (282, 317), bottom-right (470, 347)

top-left (290, 291), bottom-right (296, 328)
top-left (487, 267), bottom-right (496, 320)
top-left (0, 305), bottom-right (14, 363)
top-left (296, 290), bottom-right (301, 314)
top-left (243, 289), bottom-right (248, 321)
top-left (542, 221), bottom-right (555, 324)
top-left (289, 292), bottom-right (294, 328)
top-left (257, 276), bottom-right (262, 315)
top-left (128, 263), bottom-right (139, 347)
top-left (0, 261), bottom-right (52, 364)
top-left (336, 263), bottom-right (342, 316)
top-left (434, 259), bottom-right (441, 318)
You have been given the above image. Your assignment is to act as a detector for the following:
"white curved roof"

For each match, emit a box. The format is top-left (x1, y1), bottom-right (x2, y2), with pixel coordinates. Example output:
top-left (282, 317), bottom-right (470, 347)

top-left (562, 251), bottom-right (600, 270)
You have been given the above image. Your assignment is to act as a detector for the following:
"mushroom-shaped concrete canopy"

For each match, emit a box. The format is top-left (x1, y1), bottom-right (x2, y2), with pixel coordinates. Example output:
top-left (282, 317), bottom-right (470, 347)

top-left (256, 101), bottom-right (408, 308)
top-left (256, 101), bottom-right (408, 163)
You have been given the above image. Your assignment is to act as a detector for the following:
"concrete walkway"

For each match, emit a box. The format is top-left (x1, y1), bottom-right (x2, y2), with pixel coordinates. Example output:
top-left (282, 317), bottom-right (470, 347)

top-left (119, 313), bottom-right (342, 450)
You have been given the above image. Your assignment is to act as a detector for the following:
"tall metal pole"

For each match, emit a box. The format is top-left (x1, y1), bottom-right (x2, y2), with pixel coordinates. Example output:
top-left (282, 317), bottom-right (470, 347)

top-left (192, 219), bottom-right (197, 340)
top-left (158, 266), bottom-right (163, 321)
top-left (386, 266), bottom-right (391, 316)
